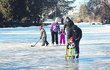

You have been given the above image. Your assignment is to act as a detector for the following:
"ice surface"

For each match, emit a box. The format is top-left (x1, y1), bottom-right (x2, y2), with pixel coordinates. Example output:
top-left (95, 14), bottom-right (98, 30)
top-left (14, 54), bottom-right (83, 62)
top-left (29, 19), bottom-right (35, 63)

top-left (0, 23), bottom-right (110, 70)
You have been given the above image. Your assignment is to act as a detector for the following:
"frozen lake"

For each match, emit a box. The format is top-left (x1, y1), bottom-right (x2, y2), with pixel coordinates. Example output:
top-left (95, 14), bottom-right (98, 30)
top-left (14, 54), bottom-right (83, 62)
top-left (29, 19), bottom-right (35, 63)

top-left (0, 23), bottom-right (110, 70)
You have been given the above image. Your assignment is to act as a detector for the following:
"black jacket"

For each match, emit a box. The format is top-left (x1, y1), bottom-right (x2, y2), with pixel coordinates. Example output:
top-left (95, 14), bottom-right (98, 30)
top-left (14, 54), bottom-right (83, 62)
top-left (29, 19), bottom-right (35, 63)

top-left (75, 27), bottom-right (82, 41)
top-left (72, 25), bottom-right (82, 41)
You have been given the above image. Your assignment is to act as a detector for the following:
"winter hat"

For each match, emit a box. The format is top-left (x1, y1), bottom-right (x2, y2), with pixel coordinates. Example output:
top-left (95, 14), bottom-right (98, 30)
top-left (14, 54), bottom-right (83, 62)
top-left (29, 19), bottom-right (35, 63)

top-left (69, 37), bottom-right (73, 43)
top-left (38, 26), bottom-right (42, 30)
top-left (55, 17), bottom-right (58, 23)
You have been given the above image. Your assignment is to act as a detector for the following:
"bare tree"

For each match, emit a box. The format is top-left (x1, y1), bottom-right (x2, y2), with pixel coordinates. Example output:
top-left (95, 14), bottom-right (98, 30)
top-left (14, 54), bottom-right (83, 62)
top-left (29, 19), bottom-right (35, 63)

top-left (87, 0), bottom-right (110, 24)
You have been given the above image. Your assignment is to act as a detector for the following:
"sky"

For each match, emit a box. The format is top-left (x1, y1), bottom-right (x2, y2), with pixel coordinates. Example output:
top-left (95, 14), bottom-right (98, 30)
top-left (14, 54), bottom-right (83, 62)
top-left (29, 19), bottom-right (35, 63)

top-left (72, 0), bottom-right (89, 9)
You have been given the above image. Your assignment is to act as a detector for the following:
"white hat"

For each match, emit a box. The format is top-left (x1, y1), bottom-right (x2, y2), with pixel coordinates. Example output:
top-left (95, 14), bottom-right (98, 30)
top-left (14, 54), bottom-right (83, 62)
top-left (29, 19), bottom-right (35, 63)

top-left (55, 17), bottom-right (58, 23)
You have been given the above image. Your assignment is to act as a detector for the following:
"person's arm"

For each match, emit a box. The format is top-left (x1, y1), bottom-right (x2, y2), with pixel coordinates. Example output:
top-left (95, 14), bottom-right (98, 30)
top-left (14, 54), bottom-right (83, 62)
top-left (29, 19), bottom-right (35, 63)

top-left (58, 23), bottom-right (60, 33)
top-left (64, 31), bottom-right (66, 35)
top-left (64, 23), bottom-right (67, 31)
top-left (50, 23), bottom-right (53, 32)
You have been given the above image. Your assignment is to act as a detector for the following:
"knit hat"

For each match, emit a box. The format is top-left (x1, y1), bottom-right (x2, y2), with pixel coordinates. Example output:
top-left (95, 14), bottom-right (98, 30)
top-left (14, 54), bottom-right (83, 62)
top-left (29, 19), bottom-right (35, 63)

top-left (38, 26), bottom-right (42, 30)
top-left (55, 17), bottom-right (58, 23)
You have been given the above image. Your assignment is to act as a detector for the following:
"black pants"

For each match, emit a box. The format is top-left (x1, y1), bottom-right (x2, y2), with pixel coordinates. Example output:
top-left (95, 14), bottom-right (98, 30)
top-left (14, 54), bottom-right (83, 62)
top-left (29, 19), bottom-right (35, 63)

top-left (42, 37), bottom-right (49, 46)
top-left (51, 31), bottom-right (58, 44)
top-left (74, 40), bottom-right (80, 54)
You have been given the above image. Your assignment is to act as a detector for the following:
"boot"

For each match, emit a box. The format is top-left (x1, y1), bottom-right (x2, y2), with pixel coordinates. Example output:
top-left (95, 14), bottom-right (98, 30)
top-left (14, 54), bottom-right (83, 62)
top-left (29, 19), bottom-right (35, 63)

top-left (76, 54), bottom-right (79, 58)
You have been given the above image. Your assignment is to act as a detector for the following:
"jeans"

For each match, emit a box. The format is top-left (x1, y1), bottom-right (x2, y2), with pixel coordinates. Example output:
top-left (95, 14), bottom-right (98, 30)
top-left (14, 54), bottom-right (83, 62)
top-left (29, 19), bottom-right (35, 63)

top-left (51, 31), bottom-right (58, 44)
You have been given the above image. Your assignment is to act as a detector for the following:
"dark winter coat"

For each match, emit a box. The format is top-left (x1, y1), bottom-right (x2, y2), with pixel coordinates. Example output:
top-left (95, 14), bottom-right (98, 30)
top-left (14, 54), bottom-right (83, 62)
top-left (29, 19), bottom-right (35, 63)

top-left (72, 25), bottom-right (82, 41)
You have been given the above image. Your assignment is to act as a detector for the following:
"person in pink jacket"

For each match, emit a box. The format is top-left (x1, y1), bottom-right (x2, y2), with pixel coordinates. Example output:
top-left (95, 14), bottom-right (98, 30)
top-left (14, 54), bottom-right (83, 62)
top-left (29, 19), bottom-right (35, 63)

top-left (60, 29), bottom-right (66, 45)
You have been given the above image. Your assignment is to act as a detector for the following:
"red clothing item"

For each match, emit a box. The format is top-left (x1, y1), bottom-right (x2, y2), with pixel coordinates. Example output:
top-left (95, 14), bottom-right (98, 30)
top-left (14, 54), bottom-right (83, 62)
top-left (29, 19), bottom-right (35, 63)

top-left (60, 32), bottom-right (66, 44)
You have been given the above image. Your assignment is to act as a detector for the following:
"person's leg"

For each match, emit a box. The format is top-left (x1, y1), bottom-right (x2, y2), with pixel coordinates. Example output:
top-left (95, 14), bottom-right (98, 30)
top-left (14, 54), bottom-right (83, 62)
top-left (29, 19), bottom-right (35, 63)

top-left (45, 37), bottom-right (49, 46)
top-left (60, 35), bottom-right (62, 45)
top-left (51, 31), bottom-right (54, 44)
top-left (67, 31), bottom-right (69, 43)
top-left (63, 36), bottom-right (65, 44)
top-left (41, 37), bottom-right (45, 46)
top-left (46, 41), bottom-right (49, 46)
top-left (75, 40), bottom-right (80, 58)
top-left (55, 32), bottom-right (58, 45)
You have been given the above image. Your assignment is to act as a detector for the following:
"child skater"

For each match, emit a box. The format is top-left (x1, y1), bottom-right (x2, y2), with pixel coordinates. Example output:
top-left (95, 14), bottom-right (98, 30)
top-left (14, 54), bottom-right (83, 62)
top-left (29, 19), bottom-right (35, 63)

top-left (60, 29), bottom-right (66, 45)
top-left (38, 26), bottom-right (49, 46)
top-left (65, 36), bottom-right (75, 61)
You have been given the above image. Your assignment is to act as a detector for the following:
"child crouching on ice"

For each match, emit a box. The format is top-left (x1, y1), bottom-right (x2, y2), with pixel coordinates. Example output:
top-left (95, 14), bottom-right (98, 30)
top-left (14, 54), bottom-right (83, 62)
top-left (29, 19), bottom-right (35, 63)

top-left (38, 26), bottom-right (49, 46)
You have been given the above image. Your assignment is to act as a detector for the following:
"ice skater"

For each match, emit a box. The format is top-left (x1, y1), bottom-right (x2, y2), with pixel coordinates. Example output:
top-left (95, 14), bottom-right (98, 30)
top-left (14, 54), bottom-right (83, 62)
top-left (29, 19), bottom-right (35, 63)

top-left (38, 26), bottom-right (49, 46)
top-left (50, 18), bottom-right (60, 46)
top-left (65, 37), bottom-right (75, 61)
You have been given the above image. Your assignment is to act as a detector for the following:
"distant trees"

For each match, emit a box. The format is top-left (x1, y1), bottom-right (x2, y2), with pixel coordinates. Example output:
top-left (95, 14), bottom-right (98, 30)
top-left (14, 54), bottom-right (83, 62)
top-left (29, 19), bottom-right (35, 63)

top-left (87, 0), bottom-right (110, 24)
top-left (0, 0), bottom-right (11, 23)
top-left (0, 0), bottom-right (76, 27)
top-left (79, 4), bottom-right (88, 19)
top-left (77, 0), bottom-right (110, 24)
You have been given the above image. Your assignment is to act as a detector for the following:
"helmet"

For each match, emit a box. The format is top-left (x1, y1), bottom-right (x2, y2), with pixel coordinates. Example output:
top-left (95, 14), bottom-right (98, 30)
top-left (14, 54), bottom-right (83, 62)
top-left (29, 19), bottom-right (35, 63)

top-left (69, 37), bottom-right (73, 43)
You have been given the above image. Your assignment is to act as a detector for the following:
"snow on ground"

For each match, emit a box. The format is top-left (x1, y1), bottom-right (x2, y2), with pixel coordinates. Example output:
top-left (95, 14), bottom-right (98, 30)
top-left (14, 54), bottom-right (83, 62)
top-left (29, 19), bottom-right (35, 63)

top-left (0, 24), bottom-right (110, 70)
